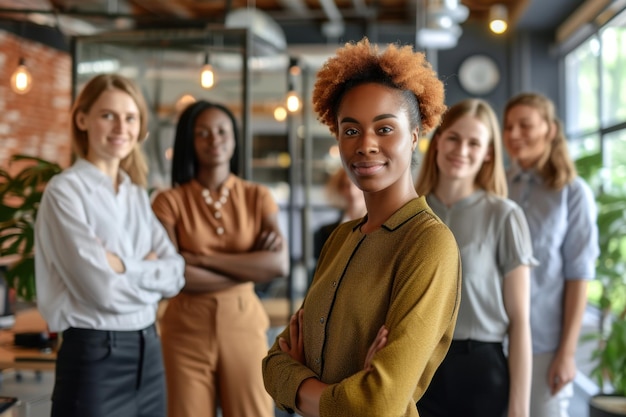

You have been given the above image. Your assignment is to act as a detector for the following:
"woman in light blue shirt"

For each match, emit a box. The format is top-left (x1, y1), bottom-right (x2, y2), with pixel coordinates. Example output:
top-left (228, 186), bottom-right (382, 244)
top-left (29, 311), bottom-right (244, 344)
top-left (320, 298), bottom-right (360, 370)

top-left (35, 74), bottom-right (185, 417)
top-left (416, 99), bottom-right (534, 417)
top-left (502, 92), bottom-right (599, 417)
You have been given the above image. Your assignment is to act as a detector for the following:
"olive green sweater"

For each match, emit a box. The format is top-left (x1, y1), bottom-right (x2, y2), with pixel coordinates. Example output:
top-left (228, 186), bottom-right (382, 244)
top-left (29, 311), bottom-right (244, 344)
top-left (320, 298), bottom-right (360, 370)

top-left (263, 197), bottom-right (461, 416)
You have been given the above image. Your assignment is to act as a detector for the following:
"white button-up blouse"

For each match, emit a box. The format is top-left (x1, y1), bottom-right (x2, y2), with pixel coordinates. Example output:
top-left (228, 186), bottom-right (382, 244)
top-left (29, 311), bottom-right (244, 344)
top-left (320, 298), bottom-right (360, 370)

top-left (35, 159), bottom-right (185, 332)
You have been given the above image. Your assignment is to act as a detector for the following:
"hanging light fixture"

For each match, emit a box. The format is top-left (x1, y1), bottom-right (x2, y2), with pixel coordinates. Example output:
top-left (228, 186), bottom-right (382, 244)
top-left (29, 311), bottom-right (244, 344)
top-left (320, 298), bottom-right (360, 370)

top-left (286, 84), bottom-right (301, 113)
top-left (288, 57), bottom-right (301, 77)
top-left (274, 105), bottom-right (287, 122)
top-left (200, 52), bottom-right (215, 89)
top-left (286, 57), bottom-right (301, 113)
top-left (11, 57), bottom-right (32, 95)
top-left (489, 4), bottom-right (508, 34)
top-left (175, 94), bottom-right (197, 115)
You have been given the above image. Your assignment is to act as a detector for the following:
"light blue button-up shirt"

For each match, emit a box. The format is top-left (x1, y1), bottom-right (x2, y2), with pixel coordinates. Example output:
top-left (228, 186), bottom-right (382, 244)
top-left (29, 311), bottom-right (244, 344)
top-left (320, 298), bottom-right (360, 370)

top-left (507, 164), bottom-right (599, 354)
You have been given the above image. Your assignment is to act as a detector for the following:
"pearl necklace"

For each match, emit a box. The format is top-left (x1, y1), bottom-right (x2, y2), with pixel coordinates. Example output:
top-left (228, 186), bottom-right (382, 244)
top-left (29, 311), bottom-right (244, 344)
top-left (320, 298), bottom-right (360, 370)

top-left (201, 187), bottom-right (229, 235)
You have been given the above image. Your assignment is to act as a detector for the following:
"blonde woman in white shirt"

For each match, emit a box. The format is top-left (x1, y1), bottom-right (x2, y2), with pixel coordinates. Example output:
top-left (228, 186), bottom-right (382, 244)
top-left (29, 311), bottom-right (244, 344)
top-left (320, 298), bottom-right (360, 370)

top-left (35, 73), bottom-right (185, 417)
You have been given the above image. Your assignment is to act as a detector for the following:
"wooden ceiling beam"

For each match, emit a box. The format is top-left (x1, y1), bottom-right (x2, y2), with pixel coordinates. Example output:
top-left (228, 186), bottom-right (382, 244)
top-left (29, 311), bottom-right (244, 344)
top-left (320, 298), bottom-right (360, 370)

top-left (129, 0), bottom-right (195, 19)
top-left (556, 0), bottom-right (610, 43)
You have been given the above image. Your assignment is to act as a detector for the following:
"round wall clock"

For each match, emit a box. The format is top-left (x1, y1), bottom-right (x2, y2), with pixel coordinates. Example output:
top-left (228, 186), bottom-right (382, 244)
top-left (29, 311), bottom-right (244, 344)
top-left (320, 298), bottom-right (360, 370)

top-left (458, 55), bottom-right (500, 95)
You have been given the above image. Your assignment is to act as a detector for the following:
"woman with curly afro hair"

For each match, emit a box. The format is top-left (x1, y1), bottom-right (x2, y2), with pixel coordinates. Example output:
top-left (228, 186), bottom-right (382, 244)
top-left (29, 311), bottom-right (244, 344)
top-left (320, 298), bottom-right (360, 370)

top-left (263, 38), bottom-right (462, 417)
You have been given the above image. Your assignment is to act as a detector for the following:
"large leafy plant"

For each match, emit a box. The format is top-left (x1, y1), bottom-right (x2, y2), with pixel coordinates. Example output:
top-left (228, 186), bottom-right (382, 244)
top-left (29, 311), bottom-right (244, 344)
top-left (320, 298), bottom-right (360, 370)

top-left (0, 154), bottom-right (62, 301)
top-left (576, 152), bottom-right (626, 397)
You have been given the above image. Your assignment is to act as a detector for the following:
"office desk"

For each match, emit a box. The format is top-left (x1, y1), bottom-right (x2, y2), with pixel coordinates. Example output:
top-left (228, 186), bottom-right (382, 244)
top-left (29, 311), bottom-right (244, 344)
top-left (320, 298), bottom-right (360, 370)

top-left (0, 298), bottom-right (298, 371)
top-left (0, 309), bottom-right (55, 372)
top-left (0, 405), bottom-right (16, 417)
top-left (261, 297), bottom-right (302, 328)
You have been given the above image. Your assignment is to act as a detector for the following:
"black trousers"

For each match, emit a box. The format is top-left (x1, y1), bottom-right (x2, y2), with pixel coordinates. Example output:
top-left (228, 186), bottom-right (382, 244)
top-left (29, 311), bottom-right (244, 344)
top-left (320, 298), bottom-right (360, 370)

top-left (418, 340), bottom-right (509, 417)
top-left (51, 324), bottom-right (166, 417)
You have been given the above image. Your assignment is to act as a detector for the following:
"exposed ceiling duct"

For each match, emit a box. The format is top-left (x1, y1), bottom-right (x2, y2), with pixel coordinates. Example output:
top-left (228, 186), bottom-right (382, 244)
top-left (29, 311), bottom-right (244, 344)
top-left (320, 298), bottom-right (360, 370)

top-left (416, 0), bottom-right (469, 50)
top-left (224, 7), bottom-right (287, 56)
top-left (319, 0), bottom-right (345, 40)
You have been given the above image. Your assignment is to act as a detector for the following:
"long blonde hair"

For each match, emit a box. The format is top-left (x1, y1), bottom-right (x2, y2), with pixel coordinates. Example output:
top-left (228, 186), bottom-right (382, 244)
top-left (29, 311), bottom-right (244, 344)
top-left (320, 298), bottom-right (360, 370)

top-left (504, 93), bottom-right (577, 190)
top-left (71, 74), bottom-right (149, 187)
top-left (416, 98), bottom-right (507, 197)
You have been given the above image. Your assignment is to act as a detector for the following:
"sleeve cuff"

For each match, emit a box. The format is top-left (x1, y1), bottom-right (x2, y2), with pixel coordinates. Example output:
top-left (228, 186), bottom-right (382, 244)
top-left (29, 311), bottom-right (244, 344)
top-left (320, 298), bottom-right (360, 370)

top-left (120, 257), bottom-right (154, 288)
top-left (121, 256), bottom-right (140, 275)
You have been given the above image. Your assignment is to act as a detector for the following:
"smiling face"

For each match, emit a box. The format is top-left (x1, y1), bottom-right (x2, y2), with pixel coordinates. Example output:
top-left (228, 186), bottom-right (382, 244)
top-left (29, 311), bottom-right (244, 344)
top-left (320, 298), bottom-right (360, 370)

top-left (336, 83), bottom-right (418, 196)
top-left (435, 114), bottom-right (491, 184)
top-left (76, 88), bottom-right (141, 167)
top-left (193, 107), bottom-right (236, 169)
top-left (503, 104), bottom-right (554, 169)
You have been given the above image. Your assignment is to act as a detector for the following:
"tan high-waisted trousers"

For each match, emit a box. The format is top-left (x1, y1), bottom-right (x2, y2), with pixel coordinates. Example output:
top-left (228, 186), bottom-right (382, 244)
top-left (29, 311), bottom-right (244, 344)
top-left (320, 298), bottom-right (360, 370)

top-left (160, 283), bottom-right (274, 417)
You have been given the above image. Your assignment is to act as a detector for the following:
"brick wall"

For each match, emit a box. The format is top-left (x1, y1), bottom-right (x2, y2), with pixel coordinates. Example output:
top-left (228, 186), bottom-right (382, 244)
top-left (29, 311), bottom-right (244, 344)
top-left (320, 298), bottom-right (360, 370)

top-left (0, 30), bottom-right (72, 175)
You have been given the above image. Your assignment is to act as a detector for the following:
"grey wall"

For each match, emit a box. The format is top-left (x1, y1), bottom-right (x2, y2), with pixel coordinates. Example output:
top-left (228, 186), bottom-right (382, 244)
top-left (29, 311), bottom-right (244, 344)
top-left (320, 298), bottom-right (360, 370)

top-left (437, 21), bottom-right (563, 120)
top-left (286, 19), bottom-right (566, 122)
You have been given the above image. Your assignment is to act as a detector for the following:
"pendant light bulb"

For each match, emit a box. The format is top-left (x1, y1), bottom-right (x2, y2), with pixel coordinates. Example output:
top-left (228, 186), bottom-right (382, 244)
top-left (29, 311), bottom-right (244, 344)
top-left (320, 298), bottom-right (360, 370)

top-left (286, 59), bottom-right (301, 113)
top-left (286, 88), bottom-right (301, 113)
top-left (274, 105), bottom-right (287, 122)
top-left (11, 58), bottom-right (32, 94)
top-left (200, 53), bottom-right (215, 89)
top-left (489, 4), bottom-right (508, 34)
top-left (288, 57), bottom-right (301, 77)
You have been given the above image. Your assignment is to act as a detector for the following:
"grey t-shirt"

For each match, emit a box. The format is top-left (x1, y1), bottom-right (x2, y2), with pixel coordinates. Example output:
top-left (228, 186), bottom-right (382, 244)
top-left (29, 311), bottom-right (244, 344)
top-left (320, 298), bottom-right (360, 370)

top-left (427, 190), bottom-right (536, 342)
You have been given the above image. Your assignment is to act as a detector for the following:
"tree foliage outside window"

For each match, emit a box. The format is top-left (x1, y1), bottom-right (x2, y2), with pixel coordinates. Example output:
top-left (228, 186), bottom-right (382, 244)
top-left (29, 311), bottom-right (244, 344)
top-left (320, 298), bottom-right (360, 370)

top-left (566, 9), bottom-right (626, 316)
top-left (565, 36), bottom-right (600, 135)
top-left (566, 7), bottom-right (626, 398)
top-left (601, 15), bottom-right (626, 127)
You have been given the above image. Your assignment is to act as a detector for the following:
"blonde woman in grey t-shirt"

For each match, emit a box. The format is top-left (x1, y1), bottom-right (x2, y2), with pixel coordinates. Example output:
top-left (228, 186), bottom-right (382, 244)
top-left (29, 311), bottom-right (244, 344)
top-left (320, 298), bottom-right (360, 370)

top-left (416, 99), bottom-right (536, 417)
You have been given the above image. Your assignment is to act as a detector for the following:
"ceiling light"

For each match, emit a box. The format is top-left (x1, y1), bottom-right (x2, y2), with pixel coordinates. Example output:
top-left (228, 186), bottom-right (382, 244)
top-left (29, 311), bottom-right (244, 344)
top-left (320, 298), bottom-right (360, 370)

top-left (286, 58), bottom-right (301, 113)
top-left (277, 152), bottom-right (291, 168)
top-left (77, 59), bottom-right (120, 75)
top-left (175, 94), bottom-right (196, 114)
top-left (489, 4), bottom-right (508, 34)
top-left (417, 25), bottom-right (462, 50)
top-left (430, 0), bottom-right (469, 24)
top-left (11, 57), bottom-right (32, 94)
top-left (286, 89), bottom-right (301, 113)
top-left (200, 52), bottom-right (215, 89)
top-left (289, 57), bottom-right (301, 77)
top-left (274, 106), bottom-right (287, 122)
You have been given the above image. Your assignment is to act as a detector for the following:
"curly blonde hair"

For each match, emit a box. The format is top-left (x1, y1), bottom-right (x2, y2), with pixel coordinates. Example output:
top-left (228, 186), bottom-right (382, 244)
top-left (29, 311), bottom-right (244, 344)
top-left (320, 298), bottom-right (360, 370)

top-left (312, 37), bottom-right (446, 136)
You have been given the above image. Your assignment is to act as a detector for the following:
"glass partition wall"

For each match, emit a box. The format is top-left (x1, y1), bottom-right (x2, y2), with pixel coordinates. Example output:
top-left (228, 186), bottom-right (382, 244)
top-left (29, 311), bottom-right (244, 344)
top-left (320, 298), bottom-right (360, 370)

top-left (72, 27), bottom-right (254, 185)
top-left (71, 27), bottom-right (312, 317)
top-left (71, 28), bottom-right (347, 317)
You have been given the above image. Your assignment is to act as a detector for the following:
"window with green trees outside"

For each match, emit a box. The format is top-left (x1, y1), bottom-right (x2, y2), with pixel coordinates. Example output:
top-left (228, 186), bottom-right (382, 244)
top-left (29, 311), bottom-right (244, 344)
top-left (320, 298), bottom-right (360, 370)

top-left (565, 7), bottom-right (626, 318)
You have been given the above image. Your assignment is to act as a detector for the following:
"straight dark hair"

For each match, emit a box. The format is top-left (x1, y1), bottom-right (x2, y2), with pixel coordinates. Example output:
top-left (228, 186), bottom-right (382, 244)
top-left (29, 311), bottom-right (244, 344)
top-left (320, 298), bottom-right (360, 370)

top-left (171, 100), bottom-right (240, 187)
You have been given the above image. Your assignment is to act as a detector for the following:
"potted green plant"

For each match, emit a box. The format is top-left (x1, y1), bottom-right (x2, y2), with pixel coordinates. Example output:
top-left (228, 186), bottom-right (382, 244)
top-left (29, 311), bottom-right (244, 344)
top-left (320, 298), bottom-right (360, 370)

top-left (576, 152), bottom-right (626, 416)
top-left (588, 308), bottom-right (626, 416)
top-left (0, 154), bottom-right (62, 302)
